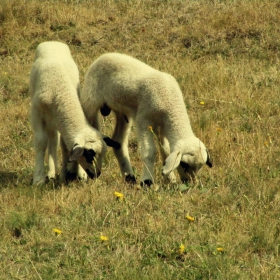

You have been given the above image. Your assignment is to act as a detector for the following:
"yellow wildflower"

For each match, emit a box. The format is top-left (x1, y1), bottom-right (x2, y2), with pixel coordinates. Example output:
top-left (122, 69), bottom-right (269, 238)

top-left (185, 215), bottom-right (195, 222)
top-left (114, 191), bottom-right (124, 200)
top-left (148, 126), bottom-right (153, 131)
top-left (217, 127), bottom-right (222, 132)
top-left (200, 101), bottom-right (205, 105)
top-left (53, 228), bottom-right (62, 235)
top-left (178, 244), bottom-right (185, 254)
top-left (217, 247), bottom-right (224, 252)
top-left (100, 235), bottom-right (109, 242)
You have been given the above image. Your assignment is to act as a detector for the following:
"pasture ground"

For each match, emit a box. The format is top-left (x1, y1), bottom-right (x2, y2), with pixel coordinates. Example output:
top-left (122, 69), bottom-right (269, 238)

top-left (0, 0), bottom-right (279, 279)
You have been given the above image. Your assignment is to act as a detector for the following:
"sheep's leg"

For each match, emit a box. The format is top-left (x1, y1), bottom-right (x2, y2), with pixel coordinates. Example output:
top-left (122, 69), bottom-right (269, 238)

top-left (136, 125), bottom-right (156, 187)
top-left (113, 112), bottom-right (136, 184)
top-left (46, 128), bottom-right (59, 181)
top-left (86, 108), bottom-right (100, 130)
top-left (60, 137), bottom-right (68, 182)
top-left (32, 120), bottom-right (48, 185)
top-left (159, 136), bottom-right (177, 183)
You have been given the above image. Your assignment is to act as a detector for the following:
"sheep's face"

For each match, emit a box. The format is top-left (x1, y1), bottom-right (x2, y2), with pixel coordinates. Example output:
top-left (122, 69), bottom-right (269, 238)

top-left (178, 143), bottom-right (212, 183)
top-left (177, 151), bottom-right (207, 183)
top-left (69, 136), bottom-right (121, 180)
top-left (69, 140), bottom-right (106, 179)
top-left (162, 139), bottom-right (212, 183)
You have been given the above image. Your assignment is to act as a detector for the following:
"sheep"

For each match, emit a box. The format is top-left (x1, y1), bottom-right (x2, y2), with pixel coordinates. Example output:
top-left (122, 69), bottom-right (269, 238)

top-left (29, 42), bottom-right (119, 185)
top-left (80, 53), bottom-right (212, 187)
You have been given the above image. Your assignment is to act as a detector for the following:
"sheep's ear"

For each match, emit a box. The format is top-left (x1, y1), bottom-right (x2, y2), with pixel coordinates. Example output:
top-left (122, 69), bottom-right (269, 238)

top-left (69, 144), bottom-right (84, 162)
top-left (206, 150), bottom-right (213, 168)
top-left (162, 151), bottom-right (182, 175)
top-left (103, 137), bottom-right (121, 150)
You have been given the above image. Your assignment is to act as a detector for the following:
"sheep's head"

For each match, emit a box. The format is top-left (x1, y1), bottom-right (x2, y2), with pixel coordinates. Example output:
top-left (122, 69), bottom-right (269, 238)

top-left (69, 136), bottom-right (120, 179)
top-left (162, 138), bottom-right (212, 183)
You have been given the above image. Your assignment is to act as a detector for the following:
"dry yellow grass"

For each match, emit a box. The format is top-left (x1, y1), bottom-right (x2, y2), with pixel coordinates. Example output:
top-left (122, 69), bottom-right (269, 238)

top-left (0, 0), bottom-right (280, 279)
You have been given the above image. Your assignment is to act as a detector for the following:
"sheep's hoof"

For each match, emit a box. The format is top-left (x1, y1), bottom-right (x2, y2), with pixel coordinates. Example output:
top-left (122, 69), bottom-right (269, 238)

top-left (125, 174), bottom-right (136, 184)
top-left (45, 176), bottom-right (56, 183)
top-left (45, 175), bottom-right (60, 187)
top-left (140, 179), bottom-right (153, 187)
top-left (139, 180), bottom-right (159, 191)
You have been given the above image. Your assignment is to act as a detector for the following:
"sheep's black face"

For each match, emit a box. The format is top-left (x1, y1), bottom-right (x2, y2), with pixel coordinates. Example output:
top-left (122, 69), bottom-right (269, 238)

top-left (178, 161), bottom-right (197, 183)
top-left (85, 168), bottom-right (101, 179)
top-left (83, 149), bottom-right (96, 163)
top-left (69, 139), bottom-right (106, 180)
top-left (82, 149), bottom-right (102, 179)
top-left (78, 148), bottom-right (102, 179)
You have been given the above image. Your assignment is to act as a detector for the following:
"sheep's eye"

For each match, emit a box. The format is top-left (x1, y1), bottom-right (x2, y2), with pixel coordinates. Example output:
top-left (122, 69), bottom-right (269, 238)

top-left (180, 161), bottom-right (190, 172)
top-left (83, 149), bottom-right (96, 163)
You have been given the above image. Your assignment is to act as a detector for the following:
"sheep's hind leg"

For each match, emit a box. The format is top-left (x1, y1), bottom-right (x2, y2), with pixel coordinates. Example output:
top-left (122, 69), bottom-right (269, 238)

top-left (113, 112), bottom-right (136, 184)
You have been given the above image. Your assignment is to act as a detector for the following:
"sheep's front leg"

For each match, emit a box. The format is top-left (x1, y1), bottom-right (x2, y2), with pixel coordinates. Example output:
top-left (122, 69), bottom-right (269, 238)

top-left (32, 122), bottom-right (48, 185)
top-left (137, 127), bottom-right (156, 187)
top-left (113, 112), bottom-right (136, 184)
top-left (159, 136), bottom-right (177, 184)
top-left (46, 128), bottom-right (59, 181)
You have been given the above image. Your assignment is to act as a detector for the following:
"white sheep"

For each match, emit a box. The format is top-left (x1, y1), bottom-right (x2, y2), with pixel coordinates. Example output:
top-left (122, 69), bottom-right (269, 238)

top-left (29, 42), bottom-right (119, 185)
top-left (80, 53), bottom-right (212, 187)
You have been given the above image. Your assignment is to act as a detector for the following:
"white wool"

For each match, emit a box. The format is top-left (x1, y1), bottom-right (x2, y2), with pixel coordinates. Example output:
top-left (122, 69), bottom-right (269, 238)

top-left (30, 41), bottom-right (107, 185)
top-left (81, 53), bottom-right (212, 185)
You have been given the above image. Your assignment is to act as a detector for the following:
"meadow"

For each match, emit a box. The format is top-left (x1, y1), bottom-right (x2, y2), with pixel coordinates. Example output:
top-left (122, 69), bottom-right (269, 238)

top-left (0, 0), bottom-right (279, 279)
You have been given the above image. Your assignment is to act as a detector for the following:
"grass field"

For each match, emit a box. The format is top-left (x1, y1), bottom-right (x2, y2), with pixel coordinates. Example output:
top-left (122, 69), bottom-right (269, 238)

top-left (0, 0), bottom-right (280, 279)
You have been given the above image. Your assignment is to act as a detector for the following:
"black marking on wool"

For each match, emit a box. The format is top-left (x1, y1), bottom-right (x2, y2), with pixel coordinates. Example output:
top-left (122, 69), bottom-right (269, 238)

top-left (124, 115), bottom-right (129, 123)
top-left (100, 103), bottom-right (111, 116)
top-left (103, 137), bottom-right (121, 150)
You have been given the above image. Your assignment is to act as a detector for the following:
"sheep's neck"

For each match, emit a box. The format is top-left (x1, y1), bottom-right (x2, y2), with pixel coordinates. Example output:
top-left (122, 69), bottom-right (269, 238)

top-left (54, 99), bottom-right (88, 150)
top-left (163, 110), bottom-right (194, 142)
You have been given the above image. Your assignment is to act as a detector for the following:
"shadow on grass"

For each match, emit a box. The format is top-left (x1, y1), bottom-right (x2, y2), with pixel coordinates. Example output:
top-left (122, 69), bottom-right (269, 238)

top-left (0, 171), bottom-right (19, 187)
top-left (0, 170), bottom-right (84, 190)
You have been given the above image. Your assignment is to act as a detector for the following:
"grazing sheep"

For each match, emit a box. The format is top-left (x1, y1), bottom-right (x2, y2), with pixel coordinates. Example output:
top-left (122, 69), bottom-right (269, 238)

top-left (80, 53), bottom-right (212, 187)
top-left (29, 42), bottom-right (119, 185)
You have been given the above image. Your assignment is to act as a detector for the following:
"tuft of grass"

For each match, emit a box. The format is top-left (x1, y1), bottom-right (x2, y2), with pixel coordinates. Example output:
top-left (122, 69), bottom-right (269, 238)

top-left (0, 0), bottom-right (280, 279)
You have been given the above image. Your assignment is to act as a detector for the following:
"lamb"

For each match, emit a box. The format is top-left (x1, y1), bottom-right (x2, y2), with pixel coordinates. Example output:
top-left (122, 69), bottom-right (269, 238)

top-left (80, 53), bottom-right (212, 187)
top-left (29, 42), bottom-right (119, 185)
